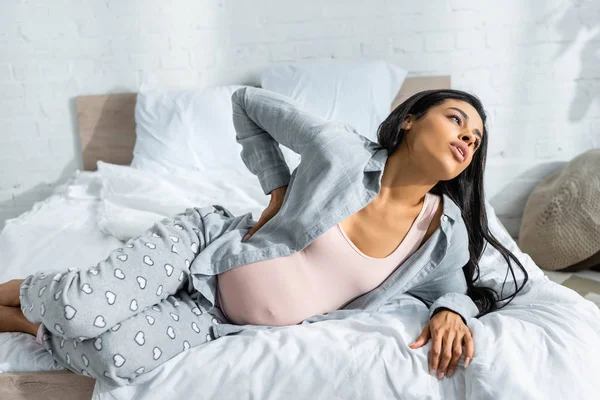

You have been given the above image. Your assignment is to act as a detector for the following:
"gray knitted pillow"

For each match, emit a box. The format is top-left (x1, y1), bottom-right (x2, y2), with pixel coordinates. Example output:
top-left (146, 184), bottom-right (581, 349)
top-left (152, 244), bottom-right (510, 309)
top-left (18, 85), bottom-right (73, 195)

top-left (519, 149), bottom-right (600, 271)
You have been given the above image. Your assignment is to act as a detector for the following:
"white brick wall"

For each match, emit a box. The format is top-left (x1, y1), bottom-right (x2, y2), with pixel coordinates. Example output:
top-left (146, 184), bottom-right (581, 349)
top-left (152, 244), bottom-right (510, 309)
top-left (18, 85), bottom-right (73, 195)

top-left (0, 0), bottom-right (598, 238)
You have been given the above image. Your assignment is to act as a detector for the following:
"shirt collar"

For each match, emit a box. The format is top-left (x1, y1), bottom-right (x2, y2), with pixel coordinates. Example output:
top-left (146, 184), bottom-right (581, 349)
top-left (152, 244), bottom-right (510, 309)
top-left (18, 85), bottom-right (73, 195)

top-left (364, 146), bottom-right (388, 172)
top-left (364, 146), bottom-right (463, 223)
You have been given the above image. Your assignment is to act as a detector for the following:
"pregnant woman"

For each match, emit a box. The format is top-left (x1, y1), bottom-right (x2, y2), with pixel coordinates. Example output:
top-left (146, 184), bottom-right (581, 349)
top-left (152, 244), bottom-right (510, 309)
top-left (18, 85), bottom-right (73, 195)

top-left (0, 86), bottom-right (528, 386)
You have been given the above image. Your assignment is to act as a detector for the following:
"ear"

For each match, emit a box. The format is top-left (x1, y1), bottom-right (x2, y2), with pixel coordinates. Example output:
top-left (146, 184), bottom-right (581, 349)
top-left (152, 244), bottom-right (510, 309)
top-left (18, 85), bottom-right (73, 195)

top-left (401, 115), bottom-right (413, 131)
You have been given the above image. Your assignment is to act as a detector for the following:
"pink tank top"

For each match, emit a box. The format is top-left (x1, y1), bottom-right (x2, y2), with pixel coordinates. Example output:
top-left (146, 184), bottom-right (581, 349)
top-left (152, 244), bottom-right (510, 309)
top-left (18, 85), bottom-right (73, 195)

top-left (217, 192), bottom-right (441, 326)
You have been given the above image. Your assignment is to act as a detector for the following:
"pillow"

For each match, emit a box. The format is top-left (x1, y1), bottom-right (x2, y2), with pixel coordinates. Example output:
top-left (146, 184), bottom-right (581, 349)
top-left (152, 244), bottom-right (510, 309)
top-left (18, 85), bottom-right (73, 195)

top-left (131, 83), bottom-right (301, 177)
top-left (260, 59), bottom-right (408, 141)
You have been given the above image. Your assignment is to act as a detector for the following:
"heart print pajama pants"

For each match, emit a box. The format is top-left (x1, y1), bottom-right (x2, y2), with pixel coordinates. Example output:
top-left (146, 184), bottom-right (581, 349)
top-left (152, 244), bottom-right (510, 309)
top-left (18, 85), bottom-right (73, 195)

top-left (19, 206), bottom-right (230, 387)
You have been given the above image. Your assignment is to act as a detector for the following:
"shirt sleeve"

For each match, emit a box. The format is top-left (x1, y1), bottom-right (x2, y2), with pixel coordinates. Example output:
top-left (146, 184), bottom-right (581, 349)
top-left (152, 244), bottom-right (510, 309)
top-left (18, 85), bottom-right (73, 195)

top-left (406, 267), bottom-right (480, 326)
top-left (231, 87), bottom-right (330, 195)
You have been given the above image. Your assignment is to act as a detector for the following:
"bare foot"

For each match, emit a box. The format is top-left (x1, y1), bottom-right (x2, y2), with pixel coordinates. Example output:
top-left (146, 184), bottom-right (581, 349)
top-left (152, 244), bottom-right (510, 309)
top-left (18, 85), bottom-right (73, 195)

top-left (0, 305), bottom-right (40, 336)
top-left (0, 279), bottom-right (24, 307)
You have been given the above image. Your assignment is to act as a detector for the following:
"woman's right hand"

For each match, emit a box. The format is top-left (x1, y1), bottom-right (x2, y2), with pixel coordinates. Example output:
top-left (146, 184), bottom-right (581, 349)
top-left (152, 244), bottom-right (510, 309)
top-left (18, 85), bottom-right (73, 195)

top-left (242, 186), bottom-right (288, 242)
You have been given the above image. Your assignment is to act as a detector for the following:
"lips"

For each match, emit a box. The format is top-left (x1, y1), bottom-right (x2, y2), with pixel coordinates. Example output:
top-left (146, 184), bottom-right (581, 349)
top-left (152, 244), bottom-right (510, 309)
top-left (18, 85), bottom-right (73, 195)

top-left (449, 142), bottom-right (468, 162)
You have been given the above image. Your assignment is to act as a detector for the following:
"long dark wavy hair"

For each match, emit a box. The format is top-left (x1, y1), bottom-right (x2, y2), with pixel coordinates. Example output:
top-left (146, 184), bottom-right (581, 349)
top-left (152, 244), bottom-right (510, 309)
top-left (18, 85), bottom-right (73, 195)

top-left (376, 89), bottom-right (528, 318)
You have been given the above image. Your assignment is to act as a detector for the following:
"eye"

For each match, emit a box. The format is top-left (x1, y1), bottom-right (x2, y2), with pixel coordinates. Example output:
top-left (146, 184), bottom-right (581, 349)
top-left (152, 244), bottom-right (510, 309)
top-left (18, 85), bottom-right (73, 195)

top-left (449, 115), bottom-right (461, 125)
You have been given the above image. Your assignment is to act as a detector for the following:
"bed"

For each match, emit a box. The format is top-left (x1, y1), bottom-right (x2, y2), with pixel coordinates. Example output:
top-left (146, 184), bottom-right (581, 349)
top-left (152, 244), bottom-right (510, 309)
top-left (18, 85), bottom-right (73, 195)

top-left (1, 76), bottom-right (455, 399)
top-left (2, 73), bottom-right (600, 400)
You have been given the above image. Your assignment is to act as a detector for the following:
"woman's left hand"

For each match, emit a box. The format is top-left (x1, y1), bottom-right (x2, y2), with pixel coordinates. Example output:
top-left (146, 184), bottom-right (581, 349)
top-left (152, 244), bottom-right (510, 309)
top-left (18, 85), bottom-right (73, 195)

top-left (409, 309), bottom-right (474, 380)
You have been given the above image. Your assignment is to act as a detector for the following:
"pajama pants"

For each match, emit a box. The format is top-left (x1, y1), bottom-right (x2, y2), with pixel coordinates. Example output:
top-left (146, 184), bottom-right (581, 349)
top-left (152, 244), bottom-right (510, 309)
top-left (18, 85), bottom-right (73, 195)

top-left (19, 207), bottom-right (230, 387)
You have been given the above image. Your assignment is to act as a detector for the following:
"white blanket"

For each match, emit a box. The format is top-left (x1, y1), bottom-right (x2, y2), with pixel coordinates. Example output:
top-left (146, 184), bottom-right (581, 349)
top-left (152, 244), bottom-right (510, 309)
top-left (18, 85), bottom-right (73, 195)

top-left (95, 161), bottom-right (268, 241)
top-left (2, 165), bottom-right (599, 400)
top-left (0, 171), bottom-right (123, 373)
top-left (97, 283), bottom-right (600, 400)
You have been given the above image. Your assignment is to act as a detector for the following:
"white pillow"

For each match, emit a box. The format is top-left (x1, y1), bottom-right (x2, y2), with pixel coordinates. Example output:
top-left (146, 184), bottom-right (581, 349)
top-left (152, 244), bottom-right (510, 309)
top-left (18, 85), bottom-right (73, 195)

top-left (260, 59), bottom-right (408, 141)
top-left (131, 83), bottom-right (301, 176)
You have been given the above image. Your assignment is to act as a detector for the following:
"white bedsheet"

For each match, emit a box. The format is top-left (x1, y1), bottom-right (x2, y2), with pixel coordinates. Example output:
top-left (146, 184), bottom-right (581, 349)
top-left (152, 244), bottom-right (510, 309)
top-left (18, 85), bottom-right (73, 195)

top-left (0, 171), bottom-right (123, 373)
top-left (1, 165), bottom-right (600, 400)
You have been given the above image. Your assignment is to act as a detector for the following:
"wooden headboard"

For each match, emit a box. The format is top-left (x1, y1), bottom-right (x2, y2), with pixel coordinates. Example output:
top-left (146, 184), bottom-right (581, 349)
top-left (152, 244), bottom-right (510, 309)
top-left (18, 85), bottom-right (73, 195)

top-left (75, 75), bottom-right (451, 171)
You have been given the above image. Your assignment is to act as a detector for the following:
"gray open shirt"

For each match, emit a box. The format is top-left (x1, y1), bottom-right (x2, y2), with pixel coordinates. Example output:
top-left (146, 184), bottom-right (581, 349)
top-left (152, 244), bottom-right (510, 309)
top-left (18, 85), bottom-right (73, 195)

top-left (186, 87), bottom-right (479, 339)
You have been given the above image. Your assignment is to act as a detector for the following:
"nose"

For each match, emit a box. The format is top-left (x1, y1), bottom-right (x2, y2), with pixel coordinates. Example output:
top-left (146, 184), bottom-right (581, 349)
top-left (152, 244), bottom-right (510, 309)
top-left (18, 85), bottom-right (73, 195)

top-left (460, 131), bottom-right (477, 147)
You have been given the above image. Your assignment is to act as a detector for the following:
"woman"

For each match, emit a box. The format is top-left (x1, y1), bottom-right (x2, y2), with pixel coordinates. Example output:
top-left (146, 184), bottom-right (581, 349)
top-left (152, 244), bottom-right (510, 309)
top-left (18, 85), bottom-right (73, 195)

top-left (0, 86), bottom-right (528, 386)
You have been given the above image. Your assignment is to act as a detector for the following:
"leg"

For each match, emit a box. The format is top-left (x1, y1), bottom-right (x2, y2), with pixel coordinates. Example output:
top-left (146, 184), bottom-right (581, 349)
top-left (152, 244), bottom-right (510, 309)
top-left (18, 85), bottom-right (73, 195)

top-left (0, 305), bottom-right (40, 336)
top-left (19, 206), bottom-right (215, 339)
top-left (0, 279), bottom-right (24, 306)
top-left (38, 289), bottom-right (228, 387)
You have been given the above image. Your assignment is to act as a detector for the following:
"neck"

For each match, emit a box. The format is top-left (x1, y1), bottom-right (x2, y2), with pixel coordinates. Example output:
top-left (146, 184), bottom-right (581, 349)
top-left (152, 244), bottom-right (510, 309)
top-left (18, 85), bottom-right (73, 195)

top-left (374, 145), bottom-right (437, 209)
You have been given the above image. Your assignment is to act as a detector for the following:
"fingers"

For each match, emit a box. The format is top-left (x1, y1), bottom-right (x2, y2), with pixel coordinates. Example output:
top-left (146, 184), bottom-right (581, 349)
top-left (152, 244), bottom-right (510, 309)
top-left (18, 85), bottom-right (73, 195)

top-left (243, 206), bottom-right (281, 242)
top-left (409, 325), bottom-right (431, 349)
top-left (242, 217), bottom-right (265, 242)
top-left (463, 329), bottom-right (475, 368)
top-left (428, 328), bottom-right (444, 375)
top-left (421, 320), bottom-right (474, 381)
top-left (434, 332), bottom-right (456, 380)
top-left (445, 336), bottom-right (463, 378)
top-left (242, 226), bottom-right (257, 242)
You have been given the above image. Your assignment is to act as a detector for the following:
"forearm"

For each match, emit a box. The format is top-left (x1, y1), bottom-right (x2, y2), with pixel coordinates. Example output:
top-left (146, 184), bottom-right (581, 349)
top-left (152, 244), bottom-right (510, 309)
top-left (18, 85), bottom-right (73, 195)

top-left (407, 268), bottom-right (480, 324)
top-left (232, 87), bottom-right (327, 152)
top-left (231, 87), bottom-right (327, 195)
top-left (270, 185), bottom-right (288, 201)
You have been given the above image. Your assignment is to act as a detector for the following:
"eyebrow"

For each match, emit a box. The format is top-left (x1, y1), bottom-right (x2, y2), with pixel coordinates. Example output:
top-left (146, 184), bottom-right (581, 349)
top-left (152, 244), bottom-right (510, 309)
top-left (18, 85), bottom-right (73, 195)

top-left (447, 107), bottom-right (482, 139)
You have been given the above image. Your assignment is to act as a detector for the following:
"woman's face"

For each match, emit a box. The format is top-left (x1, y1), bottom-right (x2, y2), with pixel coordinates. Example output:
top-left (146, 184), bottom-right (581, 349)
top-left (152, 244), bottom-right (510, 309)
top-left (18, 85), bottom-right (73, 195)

top-left (401, 99), bottom-right (484, 181)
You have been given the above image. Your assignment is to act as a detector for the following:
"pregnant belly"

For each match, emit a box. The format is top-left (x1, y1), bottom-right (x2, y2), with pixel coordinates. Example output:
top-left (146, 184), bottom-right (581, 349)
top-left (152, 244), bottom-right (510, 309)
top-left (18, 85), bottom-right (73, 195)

top-left (216, 254), bottom-right (354, 326)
